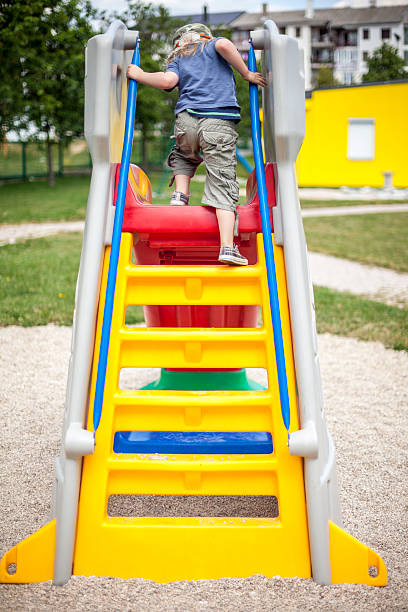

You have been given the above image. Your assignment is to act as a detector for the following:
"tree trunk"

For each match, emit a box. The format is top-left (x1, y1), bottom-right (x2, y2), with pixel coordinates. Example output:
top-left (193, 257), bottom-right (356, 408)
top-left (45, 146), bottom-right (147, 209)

top-left (142, 134), bottom-right (148, 169)
top-left (46, 130), bottom-right (55, 187)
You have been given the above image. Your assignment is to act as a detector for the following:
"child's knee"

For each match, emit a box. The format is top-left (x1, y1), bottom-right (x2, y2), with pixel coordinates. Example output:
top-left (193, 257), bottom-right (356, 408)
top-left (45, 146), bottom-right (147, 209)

top-left (166, 148), bottom-right (202, 177)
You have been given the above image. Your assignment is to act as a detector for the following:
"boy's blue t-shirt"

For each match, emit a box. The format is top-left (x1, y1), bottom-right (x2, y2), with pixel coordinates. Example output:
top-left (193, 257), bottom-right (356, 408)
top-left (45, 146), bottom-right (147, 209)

top-left (165, 37), bottom-right (240, 119)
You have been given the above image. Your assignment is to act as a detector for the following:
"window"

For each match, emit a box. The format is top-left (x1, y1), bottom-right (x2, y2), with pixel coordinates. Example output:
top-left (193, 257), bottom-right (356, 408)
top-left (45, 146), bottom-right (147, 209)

top-left (404, 50), bottom-right (408, 65)
top-left (404, 25), bottom-right (408, 45)
top-left (347, 118), bottom-right (375, 160)
top-left (381, 28), bottom-right (390, 40)
top-left (344, 72), bottom-right (353, 85)
top-left (363, 28), bottom-right (369, 40)
top-left (296, 26), bottom-right (301, 38)
top-left (363, 51), bottom-right (369, 61)
top-left (279, 26), bottom-right (286, 35)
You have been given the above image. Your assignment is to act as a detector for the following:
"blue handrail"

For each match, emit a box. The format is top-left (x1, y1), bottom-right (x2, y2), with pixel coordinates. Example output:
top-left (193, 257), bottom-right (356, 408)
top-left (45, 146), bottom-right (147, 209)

top-left (236, 147), bottom-right (253, 173)
top-left (248, 41), bottom-right (290, 431)
top-left (93, 41), bottom-right (140, 432)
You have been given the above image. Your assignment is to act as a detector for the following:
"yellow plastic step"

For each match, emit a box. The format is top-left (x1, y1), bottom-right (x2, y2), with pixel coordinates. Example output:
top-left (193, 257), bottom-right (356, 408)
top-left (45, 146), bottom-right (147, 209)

top-left (118, 327), bottom-right (269, 369)
top-left (112, 389), bottom-right (275, 431)
top-left (125, 264), bottom-right (262, 305)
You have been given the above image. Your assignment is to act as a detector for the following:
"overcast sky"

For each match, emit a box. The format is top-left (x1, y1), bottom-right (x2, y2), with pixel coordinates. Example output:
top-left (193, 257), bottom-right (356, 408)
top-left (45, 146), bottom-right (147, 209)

top-left (91, 0), bottom-right (339, 17)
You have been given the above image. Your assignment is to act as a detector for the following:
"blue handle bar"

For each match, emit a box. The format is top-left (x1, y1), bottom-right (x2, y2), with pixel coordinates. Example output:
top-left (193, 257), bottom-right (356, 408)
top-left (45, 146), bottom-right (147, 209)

top-left (93, 41), bottom-right (140, 432)
top-left (248, 41), bottom-right (290, 431)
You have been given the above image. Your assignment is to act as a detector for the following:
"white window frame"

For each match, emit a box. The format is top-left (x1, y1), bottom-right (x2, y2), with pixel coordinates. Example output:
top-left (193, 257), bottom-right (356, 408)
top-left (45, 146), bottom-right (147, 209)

top-left (347, 118), bottom-right (375, 161)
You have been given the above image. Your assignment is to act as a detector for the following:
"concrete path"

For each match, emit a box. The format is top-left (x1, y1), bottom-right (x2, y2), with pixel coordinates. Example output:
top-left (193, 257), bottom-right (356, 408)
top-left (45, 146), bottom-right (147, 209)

top-left (302, 203), bottom-right (408, 217)
top-left (299, 186), bottom-right (408, 200)
top-left (309, 252), bottom-right (408, 308)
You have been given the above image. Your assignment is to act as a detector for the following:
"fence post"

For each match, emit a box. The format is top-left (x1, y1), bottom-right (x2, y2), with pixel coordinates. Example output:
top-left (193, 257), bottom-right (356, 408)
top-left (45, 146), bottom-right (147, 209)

top-left (22, 142), bottom-right (27, 180)
top-left (58, 142), bottom-right (63, 177)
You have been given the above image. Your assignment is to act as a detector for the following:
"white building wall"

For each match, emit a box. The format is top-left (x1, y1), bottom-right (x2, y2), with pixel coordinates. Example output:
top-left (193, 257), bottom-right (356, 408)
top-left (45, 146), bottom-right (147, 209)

top-left (301, 25), bottom-right (312, 90)
top-left (334, 47), bottom-right (358, 84)
top-left (232, 11), bottom-right (408, 90)
top-left (357, 22), bottom-right (408, 81)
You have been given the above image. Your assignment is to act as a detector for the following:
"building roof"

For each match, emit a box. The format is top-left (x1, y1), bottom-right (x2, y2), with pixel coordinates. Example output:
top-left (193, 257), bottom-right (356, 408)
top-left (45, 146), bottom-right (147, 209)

top-left (306, 77), bottom-right (408, 96)
top-left (173, 11), bottom-right (245, 27)
top-left (230, 5), bottom-right (408, 30)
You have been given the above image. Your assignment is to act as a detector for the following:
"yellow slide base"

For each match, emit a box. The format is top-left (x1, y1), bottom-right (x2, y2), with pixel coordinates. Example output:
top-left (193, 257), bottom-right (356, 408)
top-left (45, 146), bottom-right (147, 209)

top-left (0, 520), bottom-right (56, 583)
top-left (329, 521), bottom-right (387, 586)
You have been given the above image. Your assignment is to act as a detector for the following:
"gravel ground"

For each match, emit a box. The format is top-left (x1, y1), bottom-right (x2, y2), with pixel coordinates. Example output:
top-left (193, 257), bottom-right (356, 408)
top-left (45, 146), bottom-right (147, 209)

top-left (0, 325), bottom-right (407, 611)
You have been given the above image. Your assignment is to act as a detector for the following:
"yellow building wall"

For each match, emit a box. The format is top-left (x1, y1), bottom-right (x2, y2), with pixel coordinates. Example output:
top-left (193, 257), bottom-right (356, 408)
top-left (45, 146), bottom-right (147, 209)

top-left (296, 81), bottom-right (408, 188)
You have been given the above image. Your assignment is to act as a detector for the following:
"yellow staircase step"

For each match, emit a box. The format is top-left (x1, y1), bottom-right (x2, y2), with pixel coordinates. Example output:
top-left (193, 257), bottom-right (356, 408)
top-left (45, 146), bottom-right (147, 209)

top-left (118, 327), bottom-right (269, 369)
top-left (112, 390), bottom-right (276, 431)
top-left (73, 517), bottom-right (311, 582)
top-left (125, 263), bottom-right (262, 305)
top-left (106, 457), bottom-right (278, 496)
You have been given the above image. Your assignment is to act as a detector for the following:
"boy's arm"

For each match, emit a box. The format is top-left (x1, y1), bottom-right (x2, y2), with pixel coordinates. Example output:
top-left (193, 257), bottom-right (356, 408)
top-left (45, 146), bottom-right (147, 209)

top-left (127, 65), bottom-right (179, 90)
top-left (215, 38), bottom-right (267, 87)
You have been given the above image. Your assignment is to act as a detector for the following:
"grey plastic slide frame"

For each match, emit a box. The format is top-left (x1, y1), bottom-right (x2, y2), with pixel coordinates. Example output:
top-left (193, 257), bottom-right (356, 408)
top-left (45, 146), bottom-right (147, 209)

top-left (52, 21), bottom-right (138, 585)
top-left (252, 21), bottom-right (342, 585)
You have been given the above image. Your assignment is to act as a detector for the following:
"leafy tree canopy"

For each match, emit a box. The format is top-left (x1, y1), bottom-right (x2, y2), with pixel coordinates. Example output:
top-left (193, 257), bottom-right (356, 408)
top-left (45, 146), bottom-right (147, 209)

top-left (112, 1), bottom-right (183, 149)
top-left (362, 43), bottom-right (407, 83)
top-left (1, 1), bottom-right (99, 141)
top-left (0, 0), bottom-right (99, 183)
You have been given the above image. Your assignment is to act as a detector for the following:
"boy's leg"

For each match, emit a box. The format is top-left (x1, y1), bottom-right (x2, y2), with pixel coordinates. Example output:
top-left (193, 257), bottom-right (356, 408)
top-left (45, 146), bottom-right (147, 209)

top-left (170, 174), bottom-right (191, 205)
top-left (198, 118), bottom-right (248, 265)
top-left (216, 209), bottom-right (234, 248)
top-left (167, 112), bottom-right (201, 204)
top-left (174, 175), bottom-right (191, 194)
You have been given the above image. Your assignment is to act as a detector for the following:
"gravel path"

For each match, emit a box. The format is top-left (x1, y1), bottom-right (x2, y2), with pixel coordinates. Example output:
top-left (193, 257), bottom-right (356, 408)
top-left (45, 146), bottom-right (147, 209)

top-left (0, 221), bottom-right (85, 246)
top-left (308, 252), bottom-right (408, 308)
top-left (0, 325), bottom-right (407, 611)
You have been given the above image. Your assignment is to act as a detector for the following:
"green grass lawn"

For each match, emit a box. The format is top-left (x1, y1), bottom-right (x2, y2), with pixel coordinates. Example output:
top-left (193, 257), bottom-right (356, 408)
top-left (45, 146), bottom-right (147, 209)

top-left (303, 212), bottom-right (408, 273)
top-left (0, 176), bottom-right (89, 224)
top-left (0, 234), bottom-right (406, 352)
top-left (314, 286), bottom-right (407, 351)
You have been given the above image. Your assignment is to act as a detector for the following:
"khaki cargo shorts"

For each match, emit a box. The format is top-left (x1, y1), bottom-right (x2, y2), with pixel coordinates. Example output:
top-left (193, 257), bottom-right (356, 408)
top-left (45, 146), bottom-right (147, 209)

top-left (167, 111), bottom-right (240, 229)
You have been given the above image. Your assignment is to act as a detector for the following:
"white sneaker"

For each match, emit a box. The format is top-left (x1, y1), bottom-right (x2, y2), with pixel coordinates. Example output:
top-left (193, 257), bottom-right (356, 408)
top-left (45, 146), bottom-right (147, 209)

top-left (170, 191), bottom-right (189, 205)
top-left (218, 245), bottom-right (248, 266)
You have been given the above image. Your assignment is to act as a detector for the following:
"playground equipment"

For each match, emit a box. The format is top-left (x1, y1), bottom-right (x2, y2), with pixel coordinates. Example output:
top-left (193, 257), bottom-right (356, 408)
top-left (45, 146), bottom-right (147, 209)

top-left (0, 20), bottom-right (387, 586)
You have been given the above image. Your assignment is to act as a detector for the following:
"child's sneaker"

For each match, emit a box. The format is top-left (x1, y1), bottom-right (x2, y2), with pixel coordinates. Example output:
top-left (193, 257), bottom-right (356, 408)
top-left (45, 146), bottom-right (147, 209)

top-left (170, 190), bottom-right (189, 205)
top-left (218, 244), bottom-right (248, 266)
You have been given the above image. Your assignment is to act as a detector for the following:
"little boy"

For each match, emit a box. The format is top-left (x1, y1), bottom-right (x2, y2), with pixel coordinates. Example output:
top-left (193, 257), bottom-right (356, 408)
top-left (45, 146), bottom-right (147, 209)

top-left (127, 23), bottom-right (266, 265)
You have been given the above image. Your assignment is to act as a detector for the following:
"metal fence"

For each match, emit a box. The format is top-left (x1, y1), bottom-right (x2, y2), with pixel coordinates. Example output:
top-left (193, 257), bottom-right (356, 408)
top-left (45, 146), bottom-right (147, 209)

top-left (0, 135), bottom-right (171, 182)
top-left (0, 141), bottom-right (90, 181)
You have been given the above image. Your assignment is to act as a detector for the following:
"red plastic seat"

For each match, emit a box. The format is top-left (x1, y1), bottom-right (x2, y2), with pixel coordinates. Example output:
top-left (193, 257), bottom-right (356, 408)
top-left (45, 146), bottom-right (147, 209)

top-left (114, 163), bottom-right (277, 330)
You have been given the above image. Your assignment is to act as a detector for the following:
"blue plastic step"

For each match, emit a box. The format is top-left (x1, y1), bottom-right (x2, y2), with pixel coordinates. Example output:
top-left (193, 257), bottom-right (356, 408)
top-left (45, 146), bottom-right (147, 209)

top-left (114, 431), bottom-right (273, 454)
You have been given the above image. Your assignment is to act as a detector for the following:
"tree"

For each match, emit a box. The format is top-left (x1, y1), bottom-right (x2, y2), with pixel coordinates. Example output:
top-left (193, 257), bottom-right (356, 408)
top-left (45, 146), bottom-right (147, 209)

top-left (316, 66), bottom-right (340, 88)
top-left (0, 0), bottom-right (99, 185)
top-left (0, 2), bottom-right (27, 143)
top-left (112, 1), bottom-right (183, 168)
top-left (362, 43), bottom-right (407, 83)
